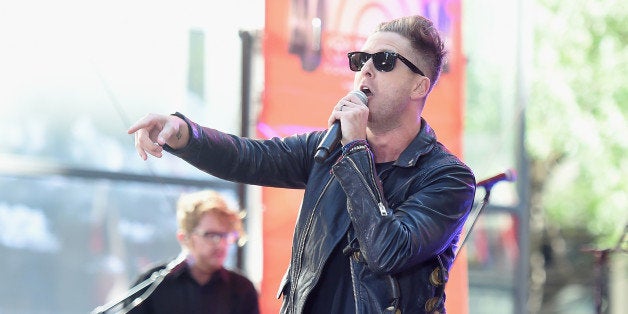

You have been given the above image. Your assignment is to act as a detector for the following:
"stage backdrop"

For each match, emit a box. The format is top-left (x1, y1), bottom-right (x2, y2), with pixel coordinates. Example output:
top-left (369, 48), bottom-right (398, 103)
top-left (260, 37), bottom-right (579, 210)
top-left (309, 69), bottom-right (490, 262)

top-left (259, 0), bottom-right (467, 313)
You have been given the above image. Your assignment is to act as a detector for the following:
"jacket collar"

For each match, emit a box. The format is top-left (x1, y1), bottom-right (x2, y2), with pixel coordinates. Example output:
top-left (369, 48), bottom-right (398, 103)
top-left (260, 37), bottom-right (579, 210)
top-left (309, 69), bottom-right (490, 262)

top-left (393, 118), bottom-right (436, 168)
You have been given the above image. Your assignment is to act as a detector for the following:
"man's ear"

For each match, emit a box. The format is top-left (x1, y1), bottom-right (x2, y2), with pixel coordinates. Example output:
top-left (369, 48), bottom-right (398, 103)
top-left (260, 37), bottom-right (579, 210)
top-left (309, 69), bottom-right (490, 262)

top-left (177, 231), bottom-right (188, 245)
top-left (412, 76), bottom-right (431, 98)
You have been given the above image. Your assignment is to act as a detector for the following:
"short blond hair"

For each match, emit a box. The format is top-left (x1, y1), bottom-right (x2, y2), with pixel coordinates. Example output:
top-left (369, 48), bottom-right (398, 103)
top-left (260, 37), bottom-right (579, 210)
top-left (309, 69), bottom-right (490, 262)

top-left (176, 190), bottom-right (245, 241)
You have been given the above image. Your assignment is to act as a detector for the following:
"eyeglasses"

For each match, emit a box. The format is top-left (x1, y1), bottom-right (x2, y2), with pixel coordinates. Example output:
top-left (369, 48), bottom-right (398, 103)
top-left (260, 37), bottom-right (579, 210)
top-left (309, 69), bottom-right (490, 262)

top-left (347, 51), bottom-right (425, 76)
top-left (193, 231), bottom-right (237, 245)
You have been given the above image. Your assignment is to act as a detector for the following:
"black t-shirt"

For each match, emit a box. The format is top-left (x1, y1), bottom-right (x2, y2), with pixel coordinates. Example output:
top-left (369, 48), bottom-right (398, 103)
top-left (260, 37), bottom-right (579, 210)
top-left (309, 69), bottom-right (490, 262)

top-left (303, 239), bottom-right (355, 314)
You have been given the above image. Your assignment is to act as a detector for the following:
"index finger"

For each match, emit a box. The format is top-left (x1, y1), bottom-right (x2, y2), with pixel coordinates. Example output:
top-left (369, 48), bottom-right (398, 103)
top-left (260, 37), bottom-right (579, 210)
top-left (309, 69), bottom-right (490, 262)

top-left (127, 118), bottom-right (150, 135)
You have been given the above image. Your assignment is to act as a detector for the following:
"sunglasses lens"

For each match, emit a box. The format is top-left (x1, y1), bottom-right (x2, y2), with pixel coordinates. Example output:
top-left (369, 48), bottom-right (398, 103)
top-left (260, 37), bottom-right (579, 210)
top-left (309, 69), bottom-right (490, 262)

top-left (372, 52), bottom-right (396, 72)
top-left (348, 52), bottom-right (368, 71)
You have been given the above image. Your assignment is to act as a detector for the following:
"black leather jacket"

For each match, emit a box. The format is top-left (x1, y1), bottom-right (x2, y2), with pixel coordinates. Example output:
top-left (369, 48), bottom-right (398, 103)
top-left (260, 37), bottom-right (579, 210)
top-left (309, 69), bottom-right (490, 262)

top-left (167, 112), bottom-right (476, 314)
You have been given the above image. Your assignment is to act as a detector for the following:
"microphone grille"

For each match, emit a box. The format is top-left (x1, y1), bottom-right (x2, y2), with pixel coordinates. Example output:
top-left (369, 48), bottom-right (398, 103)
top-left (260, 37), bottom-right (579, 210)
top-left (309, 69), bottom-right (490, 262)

top-left (349, 90), bottom-right (368, 105)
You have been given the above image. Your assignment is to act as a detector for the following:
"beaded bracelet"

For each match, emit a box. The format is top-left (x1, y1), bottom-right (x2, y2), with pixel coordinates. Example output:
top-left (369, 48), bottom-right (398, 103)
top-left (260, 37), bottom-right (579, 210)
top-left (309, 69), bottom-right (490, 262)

top-left (342, 139), bottom-right (370, 155)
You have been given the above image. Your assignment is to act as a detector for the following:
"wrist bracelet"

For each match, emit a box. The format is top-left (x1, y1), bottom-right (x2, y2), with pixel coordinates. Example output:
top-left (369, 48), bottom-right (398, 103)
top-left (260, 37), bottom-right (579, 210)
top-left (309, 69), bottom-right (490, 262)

top-left (342, 139), bottom-right (370, 155)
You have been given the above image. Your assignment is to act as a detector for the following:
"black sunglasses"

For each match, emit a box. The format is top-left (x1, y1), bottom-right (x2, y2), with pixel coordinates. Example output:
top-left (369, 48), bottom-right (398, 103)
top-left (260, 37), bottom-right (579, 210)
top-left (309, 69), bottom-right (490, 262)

top-left (347, 51), bottom-right (425, 76)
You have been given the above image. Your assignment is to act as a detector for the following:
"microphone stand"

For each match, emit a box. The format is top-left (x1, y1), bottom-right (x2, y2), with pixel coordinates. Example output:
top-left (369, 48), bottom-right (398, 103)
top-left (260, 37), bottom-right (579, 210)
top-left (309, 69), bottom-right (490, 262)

top-left (454, 185), bottom-right (492, 261)
top-left (453, 168), bottom-right (520, 261)
top-left (581, 224), bottom-right (627, 314)
top-left (91, 267), bottom-right (170, 314)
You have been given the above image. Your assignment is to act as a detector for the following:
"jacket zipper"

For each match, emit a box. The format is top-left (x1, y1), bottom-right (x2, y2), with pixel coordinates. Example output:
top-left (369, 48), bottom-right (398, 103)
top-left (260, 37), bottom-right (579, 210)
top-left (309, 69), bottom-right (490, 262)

top-left (346, 156), bottom-right (388, 216)
top-left (290, 175), bottom-right (335, 310)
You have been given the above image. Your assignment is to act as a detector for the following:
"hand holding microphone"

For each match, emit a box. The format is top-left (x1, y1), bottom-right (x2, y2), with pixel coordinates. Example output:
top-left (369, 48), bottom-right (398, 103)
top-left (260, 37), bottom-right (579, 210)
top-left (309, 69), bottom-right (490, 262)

top-left (314, 90), bottom-right (368, 163)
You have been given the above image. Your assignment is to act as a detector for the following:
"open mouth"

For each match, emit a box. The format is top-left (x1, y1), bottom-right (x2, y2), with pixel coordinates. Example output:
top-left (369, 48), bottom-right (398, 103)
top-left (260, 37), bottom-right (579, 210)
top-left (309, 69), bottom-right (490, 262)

top-left (360, 87), bottom-right (372, 97)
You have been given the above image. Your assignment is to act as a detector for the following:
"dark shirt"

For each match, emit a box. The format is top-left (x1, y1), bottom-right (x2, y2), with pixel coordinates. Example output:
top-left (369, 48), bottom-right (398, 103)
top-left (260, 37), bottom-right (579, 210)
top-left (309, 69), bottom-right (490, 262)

top-left (126, 261), bottom-right (259, 314)
top-left (303, 239), bottom-right (355, 314)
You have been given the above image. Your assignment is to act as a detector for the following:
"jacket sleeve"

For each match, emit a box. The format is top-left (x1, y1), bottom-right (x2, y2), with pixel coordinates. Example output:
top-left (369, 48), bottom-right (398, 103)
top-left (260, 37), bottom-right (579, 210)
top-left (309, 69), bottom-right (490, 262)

top-left (331, 145), bottom-right (475, 274)
top-left (164, 112), bottom-right (322, 189)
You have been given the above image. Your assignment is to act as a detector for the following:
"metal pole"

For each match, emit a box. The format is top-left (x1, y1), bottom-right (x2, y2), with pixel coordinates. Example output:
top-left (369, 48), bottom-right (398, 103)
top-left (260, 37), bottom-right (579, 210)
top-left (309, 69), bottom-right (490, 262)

top-left (514, 0), bottom-right (532, 312)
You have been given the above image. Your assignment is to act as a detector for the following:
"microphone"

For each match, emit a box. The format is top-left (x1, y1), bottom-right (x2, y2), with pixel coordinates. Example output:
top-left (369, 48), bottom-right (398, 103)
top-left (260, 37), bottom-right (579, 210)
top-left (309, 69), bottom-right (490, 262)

top-left (314, 90), bottom-right (368, 163)
top-left (476, 169), bottom-right (517, 189)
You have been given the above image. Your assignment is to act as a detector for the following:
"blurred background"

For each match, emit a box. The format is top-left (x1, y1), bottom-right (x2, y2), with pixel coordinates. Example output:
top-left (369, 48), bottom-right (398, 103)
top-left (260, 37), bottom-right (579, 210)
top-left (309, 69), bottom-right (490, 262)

top-left (0, 0), bottom-right (625, 313)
